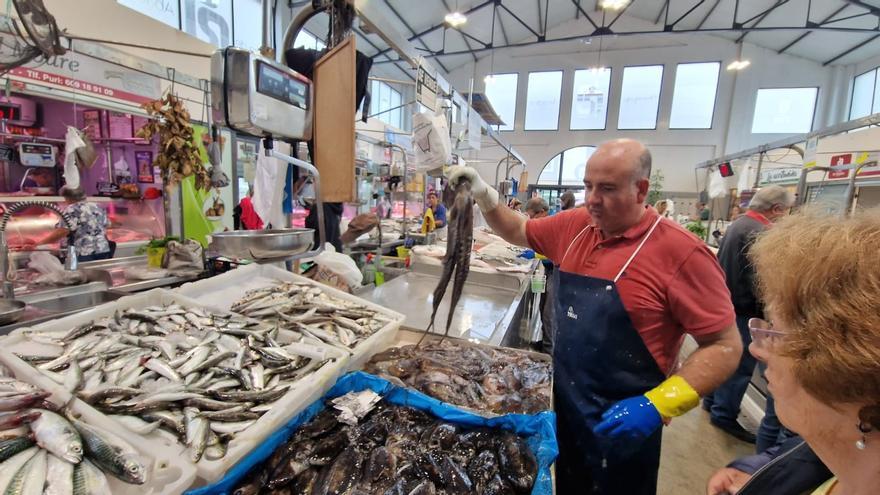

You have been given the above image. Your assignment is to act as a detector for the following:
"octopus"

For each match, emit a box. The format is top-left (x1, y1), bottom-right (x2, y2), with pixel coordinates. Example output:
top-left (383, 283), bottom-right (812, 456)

top-left (420, 178), bottom-right (474, 343)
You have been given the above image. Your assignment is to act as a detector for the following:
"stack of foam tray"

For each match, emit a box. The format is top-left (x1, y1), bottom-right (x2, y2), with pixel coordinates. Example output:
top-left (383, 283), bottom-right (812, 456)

top-left (185, 371), bottom-right (559, 495)
top-left (0, 288), bottom-right (347, 485)
top-left (175, 263), bottom-right (406, 371)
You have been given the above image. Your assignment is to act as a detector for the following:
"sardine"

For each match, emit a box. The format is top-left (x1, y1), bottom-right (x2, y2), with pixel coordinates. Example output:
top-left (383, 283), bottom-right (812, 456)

top-left (4, 448), bottom-right (45, 495)
top-left (29, 409), bottom-right (82, 464)
top-left (184, 408), bottom-right (208, 463)
top-left (0, 436), bottom-right (33, 463)
top-left (0, 447), bottom-right (37, 493)
top-left (68, 416), bottom-right (146, 484)
top-left (71, 459), bottom-right (111, 495)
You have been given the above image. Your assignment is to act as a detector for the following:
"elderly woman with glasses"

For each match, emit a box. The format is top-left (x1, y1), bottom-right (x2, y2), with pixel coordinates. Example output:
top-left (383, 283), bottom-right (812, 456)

top-left (707, 210), bottom-right (880, 495)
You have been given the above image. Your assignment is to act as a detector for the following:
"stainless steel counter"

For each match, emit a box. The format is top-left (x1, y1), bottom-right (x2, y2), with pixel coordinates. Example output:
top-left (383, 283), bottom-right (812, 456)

top-left (77, 256), bottom-right (202, 293)
top-left (361, 263), bottom-right (532, 347)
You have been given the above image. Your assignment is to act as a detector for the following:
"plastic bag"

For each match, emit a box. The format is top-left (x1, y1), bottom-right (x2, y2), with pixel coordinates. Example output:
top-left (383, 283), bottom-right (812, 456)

top-left (737, 158), bottom-right (753, 193)
top-left (62, 126), bottom-right (84, 190)
top-left (412, 112), bottom-right (452, 170)
top-left (74, 128), bottom-right (97, 169)
top-left (27, 252), bottom-right (86, 285)
top-left (186, 371), bottom-right (558, 495)
top-left (309, 243), bottom-right (363, 288)
top-left (162, 239), bottom-right (203, 275)
top-left (708, 169), bottom-right (728, 198)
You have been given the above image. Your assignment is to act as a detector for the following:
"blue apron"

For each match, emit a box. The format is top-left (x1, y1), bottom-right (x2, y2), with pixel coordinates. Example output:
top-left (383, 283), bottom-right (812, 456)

top-left (553, 216), bottom-right (667, 494)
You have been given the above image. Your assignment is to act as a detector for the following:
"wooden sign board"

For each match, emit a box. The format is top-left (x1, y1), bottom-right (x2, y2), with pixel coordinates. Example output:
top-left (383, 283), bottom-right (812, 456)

top-left (313, 36), bottom-right (356, 202)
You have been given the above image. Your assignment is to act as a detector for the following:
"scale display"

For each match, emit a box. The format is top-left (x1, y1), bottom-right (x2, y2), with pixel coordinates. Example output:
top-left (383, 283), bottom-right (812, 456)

top-left (0, 103), bottom-right (21, 122)
top-left (211, 47), bottom-right (312, 140)
top-left (256, 61), bottom-right (309, 111)
top-left (18, 143), bottom-right (55, 167)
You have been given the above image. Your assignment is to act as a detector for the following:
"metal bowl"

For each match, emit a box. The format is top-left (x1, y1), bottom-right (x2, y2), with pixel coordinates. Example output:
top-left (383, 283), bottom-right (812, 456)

top-left (0, 299), bottom-right (25, 325)
top-left (208, 229), bottom-right (314, 260)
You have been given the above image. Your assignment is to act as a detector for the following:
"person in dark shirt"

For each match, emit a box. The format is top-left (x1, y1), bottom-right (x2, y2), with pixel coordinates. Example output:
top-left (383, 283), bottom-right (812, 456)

top-left (703, 185), bottom-right (794, 444)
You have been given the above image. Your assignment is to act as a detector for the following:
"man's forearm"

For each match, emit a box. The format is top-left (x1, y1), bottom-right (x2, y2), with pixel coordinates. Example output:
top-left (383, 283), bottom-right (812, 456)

top-left (677, 324), bottom-right (742, 395)
top-left (483, 206), bottom-right (529, 247)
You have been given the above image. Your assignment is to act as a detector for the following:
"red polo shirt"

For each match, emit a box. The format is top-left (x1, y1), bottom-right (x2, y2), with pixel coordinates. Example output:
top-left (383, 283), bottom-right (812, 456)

top-left (526, 206), bottom-right (735, 374)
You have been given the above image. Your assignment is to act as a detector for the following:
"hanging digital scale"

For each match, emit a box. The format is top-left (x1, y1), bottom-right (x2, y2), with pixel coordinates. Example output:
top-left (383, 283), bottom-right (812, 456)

top-left (18, 143), bottom-right (56, 167)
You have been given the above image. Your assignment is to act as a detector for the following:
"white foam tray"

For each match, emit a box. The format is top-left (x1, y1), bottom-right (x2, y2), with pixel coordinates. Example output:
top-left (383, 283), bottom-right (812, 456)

top-left (176, 264), bottom-right (406, 372)
top-left (0, 340), bottom-right (196, 495)
top-left (0, 288), bottom-right (347, 485)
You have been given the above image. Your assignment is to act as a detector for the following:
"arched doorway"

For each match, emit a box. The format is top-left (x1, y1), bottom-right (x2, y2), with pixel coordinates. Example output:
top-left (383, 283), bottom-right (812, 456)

top-left (530, 146), bottom-right (595, 210)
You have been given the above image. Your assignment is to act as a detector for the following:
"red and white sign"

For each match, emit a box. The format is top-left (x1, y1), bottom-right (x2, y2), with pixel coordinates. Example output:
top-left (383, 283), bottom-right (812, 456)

top-left (829, 154), bottom-right (851, 179)
top-left (2, 44), bottom-right (162, 106)
top-left (8, 67), bottom-right (154, 105)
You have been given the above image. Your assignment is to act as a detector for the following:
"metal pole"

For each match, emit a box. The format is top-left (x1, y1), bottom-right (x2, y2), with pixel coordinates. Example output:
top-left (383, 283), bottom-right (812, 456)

top-left (752, 152), bottom-right (764, 189)
top-left (261, 0), bottom-right (275, 59)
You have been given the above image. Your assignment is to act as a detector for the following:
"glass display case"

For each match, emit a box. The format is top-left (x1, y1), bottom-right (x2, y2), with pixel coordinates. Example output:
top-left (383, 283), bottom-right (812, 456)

top-left (0, 196), bottom-right (165, 248)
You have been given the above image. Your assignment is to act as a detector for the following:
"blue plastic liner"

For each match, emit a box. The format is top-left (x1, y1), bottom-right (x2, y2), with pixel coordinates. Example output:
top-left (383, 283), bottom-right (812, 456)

top-left (187, 371), bottom-right (558, 495)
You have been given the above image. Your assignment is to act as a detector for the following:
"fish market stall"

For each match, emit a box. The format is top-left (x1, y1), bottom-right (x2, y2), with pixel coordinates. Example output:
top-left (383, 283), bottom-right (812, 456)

top-left (0, 289), bottom-right (356, 484)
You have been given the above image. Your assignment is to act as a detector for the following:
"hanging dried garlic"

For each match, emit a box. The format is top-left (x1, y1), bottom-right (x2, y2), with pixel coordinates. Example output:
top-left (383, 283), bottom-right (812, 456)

top-left (137, 93), bottom-right (212, 191)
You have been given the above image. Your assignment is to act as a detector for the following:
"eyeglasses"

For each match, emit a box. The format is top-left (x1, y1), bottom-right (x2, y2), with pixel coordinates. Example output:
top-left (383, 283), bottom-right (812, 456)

top-left (748, 318), bottom-right (787, 350)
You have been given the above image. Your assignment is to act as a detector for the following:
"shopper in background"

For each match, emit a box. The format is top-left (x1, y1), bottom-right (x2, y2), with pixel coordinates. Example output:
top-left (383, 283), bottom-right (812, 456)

top-left (448, 139), bottom-right (740, 494)
top-left (425, 191), bottom-right (446, 228)
top-left (525, 196), bottom-right (553, 353)
top-left (559, 190), bottom-right (576, 211)
top-left (525, 197), bottom-right (549, 219)
top-left (234, 185), bottom-right (263, 230)
top-left (32, 186), bottom-right (113, 261)
top-left (717, 210), bottom-right (880, 495)
top-left (703, 185), bottom-right (795, 445)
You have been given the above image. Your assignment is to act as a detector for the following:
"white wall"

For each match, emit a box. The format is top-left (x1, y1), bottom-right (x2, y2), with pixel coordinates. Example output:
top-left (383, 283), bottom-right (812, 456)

top-left (445, 13), bottom-right (844, 194)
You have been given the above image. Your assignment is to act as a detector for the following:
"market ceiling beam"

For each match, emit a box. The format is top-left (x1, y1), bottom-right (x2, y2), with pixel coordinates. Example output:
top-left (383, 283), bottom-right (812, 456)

top-left (778, 4), bottom-right (849, 54)
top-left (606, 0), bottom-right (635, 30)
top-left (655, 0), bottom-right (670, 25)
top-left (697, 0), bottom-right (722, 29)
top-left (571, 0), bottom-right (601, 31)
top-left (369, 0), bottom-right (495, 61)
top-left (381, 0), bottom-right (450, 73)
top-left (823, 33), bottom-right (880, 65)
top-left (843, 0), bottom-right (880, 18)
top-left (497, 3), bottom-right (511, 46)
top-left (440, 0), bottom-right (480, 62)
top-left (736, 0), bottom-right (792, 43)
top-left (498, 2), bottom-right (544, 40)
top-left (351, 26), bottom-right (416, 81)
top-left (667, 0), bottom-right (706, 30)
top-left (374, 23), bottom-right (880, 64)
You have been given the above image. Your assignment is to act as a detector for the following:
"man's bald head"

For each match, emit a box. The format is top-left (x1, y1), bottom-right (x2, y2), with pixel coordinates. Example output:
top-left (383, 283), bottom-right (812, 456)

top-left (591, 138), bottom-right (652, 182)
top-left (583, 138), bottom-right (652, 237)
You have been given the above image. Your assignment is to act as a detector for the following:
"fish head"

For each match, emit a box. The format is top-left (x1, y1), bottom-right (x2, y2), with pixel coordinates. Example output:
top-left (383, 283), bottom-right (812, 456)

top-left (120, 455), bottom-right (147, 484)
top-left (61, 441), bottom-right (83, 463)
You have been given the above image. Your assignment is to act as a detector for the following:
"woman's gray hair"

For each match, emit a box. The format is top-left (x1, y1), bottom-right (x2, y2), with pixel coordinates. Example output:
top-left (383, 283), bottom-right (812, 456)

top-left (60, 186), bottom-right (86, 202)
top-left (748, 185), bottom-right (794, 212)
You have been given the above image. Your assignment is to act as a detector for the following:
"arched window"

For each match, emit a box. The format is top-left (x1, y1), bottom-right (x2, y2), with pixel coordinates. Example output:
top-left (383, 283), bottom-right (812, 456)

top-left (537, 146), bottom-right (596, 185)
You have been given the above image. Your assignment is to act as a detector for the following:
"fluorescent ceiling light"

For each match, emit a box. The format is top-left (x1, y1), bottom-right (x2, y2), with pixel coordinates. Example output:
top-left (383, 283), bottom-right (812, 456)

top-left (726, 60), bottom-right (751, 71)
top-left (599, 0), bottom-right (629, 10)
top-left (445, 12), bottom-right (467, 27)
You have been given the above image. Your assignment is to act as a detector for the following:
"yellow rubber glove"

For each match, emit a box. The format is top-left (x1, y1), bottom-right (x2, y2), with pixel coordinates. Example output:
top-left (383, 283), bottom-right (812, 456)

top-left (644, 375), bottom-right (700, 419)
